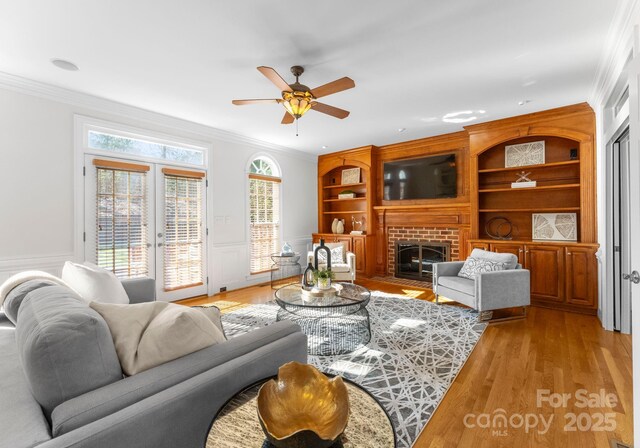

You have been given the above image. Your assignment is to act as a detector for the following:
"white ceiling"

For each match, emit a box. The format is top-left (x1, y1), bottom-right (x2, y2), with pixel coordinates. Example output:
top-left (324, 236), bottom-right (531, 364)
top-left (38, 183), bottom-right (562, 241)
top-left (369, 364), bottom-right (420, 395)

top-left (0, 0), bottom-right (620, 154)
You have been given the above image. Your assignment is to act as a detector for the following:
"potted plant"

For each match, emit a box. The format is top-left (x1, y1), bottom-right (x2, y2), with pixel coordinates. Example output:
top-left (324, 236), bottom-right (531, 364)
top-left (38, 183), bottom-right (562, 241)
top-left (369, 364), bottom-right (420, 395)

top-left (313, 268), bottom-right (335, 290)
top-left (338, 189), bottom-right (356, 199)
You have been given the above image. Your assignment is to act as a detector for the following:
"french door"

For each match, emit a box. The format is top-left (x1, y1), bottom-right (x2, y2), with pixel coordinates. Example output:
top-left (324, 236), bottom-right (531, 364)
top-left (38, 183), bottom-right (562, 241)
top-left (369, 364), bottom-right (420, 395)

top-left (84, 155), bottom-right (208, 301)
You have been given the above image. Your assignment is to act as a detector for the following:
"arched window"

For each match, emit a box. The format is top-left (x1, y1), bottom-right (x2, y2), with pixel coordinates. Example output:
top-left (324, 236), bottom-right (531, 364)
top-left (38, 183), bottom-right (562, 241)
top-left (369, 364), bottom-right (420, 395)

top-left (248, 156), bottom-right (281, 274)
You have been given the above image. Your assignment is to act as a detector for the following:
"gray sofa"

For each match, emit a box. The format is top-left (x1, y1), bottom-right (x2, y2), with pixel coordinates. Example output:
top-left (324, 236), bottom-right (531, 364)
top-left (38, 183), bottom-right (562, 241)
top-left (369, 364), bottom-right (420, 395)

top-left (433, 249), bottom-right (530, 318)
top-left (0, 278), bottom-right (307, 448)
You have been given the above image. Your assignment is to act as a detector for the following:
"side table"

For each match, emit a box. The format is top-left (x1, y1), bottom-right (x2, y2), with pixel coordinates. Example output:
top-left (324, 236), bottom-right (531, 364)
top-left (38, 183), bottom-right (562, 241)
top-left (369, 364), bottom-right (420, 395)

top-left (270, 253), bottom-right (301, 289)
top-left (206, 375), bottom-right (396, 447)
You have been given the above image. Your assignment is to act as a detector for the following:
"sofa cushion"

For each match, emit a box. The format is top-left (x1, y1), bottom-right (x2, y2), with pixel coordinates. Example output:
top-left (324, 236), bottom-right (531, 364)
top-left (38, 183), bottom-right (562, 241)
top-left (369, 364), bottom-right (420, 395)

top-left (438, 276), bottom-right (475, 296)
top-left (0, 318), bottom-right (51, 448)
top-left (3, 280), bottom-right (58, 324)
top-left (62, 261), bottom-right (130, 304)
top-left (16, 286), bottom-right (123, 418)
top-left (90, 301), bottom-right (226, 376)
top-left (316, 262), bottom-right (351, 273)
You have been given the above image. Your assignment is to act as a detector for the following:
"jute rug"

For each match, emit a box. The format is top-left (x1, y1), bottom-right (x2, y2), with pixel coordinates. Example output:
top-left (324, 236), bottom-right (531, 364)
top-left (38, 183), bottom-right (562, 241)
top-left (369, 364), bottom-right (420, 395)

top-left (221, 292), bottom-right (486, 448)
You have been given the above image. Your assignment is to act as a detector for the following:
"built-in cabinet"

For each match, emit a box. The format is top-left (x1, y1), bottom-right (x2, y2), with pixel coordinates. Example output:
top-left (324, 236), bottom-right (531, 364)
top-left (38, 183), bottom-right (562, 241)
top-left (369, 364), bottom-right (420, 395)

top-left (316, 146), bottom-right (377, 277)
top-left (463, 104), bottom-right (598, 315)
top-left (467, 240), bottom-right (598, 313)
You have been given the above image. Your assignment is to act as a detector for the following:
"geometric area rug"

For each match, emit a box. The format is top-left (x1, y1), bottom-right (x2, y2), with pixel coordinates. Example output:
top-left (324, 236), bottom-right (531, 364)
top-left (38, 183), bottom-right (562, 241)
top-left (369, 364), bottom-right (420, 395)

top-left (221, 292), bottom-right (487, 448)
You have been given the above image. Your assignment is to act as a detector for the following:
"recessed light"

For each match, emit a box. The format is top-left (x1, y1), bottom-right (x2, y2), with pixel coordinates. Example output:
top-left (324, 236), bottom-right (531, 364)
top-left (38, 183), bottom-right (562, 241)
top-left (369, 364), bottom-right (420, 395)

top-left (321, 145), bottom-right (328, 149)
top-left (398, 128), bottom-right (406, 133)
top-left (51, 59), bottom-right (79, 71)
top-left (518, 100), bottom-right (531, 106)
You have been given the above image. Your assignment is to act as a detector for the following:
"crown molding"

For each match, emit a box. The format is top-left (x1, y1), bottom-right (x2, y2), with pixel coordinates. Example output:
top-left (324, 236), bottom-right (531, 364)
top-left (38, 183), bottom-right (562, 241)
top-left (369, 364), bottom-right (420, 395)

top-left (0, 71), bottom-right (316, 162)
top-left (589, 0), bottom-right (640, 106)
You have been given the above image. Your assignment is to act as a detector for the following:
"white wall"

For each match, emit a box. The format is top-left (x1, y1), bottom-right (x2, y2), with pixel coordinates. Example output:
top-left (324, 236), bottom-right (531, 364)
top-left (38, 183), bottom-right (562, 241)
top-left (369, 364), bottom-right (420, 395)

top-left (589, 0), bottom-right (640, 329)
top-left (0, 82), bottom-right (317, 293)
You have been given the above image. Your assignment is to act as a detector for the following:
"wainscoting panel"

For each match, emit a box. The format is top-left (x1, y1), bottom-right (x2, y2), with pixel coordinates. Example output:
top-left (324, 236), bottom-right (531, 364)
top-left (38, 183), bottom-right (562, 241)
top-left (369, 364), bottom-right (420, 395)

top-left (0, 253), bottom-right (75, 284)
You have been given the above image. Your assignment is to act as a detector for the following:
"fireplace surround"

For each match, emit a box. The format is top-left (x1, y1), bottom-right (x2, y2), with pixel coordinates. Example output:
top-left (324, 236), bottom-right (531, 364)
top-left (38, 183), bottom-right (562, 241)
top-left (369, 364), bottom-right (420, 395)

top-left (395, 241), bottom-right (451, 282)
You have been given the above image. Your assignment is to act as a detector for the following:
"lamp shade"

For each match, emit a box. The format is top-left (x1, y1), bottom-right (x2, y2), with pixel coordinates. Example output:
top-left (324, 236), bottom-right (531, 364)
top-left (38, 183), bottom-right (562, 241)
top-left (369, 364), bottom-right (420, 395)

top-left (282, 91), bottom-right (314, 119)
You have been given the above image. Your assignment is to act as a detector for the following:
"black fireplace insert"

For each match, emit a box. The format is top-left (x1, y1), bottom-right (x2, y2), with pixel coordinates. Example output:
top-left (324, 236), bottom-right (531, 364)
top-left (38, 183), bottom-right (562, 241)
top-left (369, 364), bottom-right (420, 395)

top-left (395, 241), bottom-right (451, 282)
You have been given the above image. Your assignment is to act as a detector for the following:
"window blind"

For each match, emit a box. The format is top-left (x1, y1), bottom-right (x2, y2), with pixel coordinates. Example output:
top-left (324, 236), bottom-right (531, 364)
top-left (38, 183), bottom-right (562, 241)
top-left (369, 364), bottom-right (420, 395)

top-left (249, 174), bottom-right (281, 274)
top-left (163, 170), bottom-right (205, 291)
top-left (95, 161), bottom-right (149, 278)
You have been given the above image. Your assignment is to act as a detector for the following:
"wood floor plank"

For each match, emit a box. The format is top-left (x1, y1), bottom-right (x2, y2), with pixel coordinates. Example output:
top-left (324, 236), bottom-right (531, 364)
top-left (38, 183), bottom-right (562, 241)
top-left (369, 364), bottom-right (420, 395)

top-left (178, 279), bottom-right (633, 447)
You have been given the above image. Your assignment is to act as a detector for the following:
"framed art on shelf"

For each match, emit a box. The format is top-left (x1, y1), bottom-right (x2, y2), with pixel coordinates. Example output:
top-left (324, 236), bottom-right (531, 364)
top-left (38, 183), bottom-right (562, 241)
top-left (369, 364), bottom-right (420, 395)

top-left (505, 141), bottom-right (545, 167)
top-left (341, 167), bottom-right (361, 185)
top-left (532, 213), bottom-right (577, 241)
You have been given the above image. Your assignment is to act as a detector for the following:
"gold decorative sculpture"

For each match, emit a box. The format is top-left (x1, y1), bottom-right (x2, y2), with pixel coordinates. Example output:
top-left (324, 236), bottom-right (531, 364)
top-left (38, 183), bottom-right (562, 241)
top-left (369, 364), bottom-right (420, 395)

top-left (257, 362), bottom-right (350, 448)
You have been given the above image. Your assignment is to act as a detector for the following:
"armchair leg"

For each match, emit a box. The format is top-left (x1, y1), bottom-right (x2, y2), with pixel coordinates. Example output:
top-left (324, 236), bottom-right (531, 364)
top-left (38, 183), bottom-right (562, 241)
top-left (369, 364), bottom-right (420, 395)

top-left (435, 294), bottom-right (439, 304)
top-left (479, 306), bottom-right (528, 323)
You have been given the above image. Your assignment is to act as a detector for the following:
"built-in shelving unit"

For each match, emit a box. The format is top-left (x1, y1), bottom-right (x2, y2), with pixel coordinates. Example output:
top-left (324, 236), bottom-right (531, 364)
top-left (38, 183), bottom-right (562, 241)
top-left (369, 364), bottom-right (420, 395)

top-left (317, 146), bottom-right (377, 277)
top-left (475, 136), bottom-right (582, 241)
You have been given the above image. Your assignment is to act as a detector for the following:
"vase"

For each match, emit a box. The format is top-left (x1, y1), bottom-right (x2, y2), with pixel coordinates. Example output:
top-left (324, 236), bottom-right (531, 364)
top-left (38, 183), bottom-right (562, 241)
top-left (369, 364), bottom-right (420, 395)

top-left (302, 263), bottom-right (314, 289)
top-left (336, 219), bottom-right (344, 234)
top-left (316, 277), bottom-right (331, 290)
top-left (331, 218), bottom-right (339, 234)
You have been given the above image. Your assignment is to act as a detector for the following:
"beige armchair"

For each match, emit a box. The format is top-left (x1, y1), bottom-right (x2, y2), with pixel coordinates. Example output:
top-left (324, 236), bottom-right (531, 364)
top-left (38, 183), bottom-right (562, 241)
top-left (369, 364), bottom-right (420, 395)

top-left (307, 242), bottom-right (356, 283)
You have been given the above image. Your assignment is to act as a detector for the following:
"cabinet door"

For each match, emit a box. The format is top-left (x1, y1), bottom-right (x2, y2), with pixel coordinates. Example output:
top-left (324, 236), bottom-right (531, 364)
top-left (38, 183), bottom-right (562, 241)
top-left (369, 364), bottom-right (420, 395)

top-left (490, 242), bottom-right (525, 265)
top-left (525, 245), bottom-right (565, 303)
top-left (352, 236), bottom-right (366, 273)
top-left (469, 241), bottom-right (490, 253)
top-left (565, 246), bottom-right (597, 308)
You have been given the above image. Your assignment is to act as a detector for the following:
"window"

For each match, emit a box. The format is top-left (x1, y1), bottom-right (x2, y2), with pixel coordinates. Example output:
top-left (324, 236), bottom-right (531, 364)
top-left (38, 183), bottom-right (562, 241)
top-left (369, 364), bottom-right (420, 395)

top-left (249, 156), bottom-right (281, 274)
top-left (88, 130), bottom-right (205, 165)
top-left (94, 159), bottom-right (150, 278)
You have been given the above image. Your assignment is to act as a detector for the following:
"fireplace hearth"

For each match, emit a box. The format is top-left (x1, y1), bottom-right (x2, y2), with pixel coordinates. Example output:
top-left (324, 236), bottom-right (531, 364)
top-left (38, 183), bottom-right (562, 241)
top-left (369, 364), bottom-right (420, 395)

top-left (395, 241), bottom-right (451, 282)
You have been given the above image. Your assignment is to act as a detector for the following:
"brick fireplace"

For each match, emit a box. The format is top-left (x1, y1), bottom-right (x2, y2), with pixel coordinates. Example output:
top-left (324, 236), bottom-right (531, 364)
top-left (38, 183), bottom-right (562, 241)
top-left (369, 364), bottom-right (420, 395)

top-left (387, 226), bottom-right (460, 277)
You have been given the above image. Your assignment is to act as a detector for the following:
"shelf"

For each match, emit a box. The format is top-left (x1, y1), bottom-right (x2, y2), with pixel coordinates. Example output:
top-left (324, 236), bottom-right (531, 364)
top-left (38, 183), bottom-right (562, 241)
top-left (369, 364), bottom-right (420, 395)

top-left (323, 197), bottom-right (366, 203)
top-left (479, 207), bottom-right (581, 213)
top-left (478, 184), bottom-right (581, 193)
top-left (322, 210), bottom-right (364, 215)
top-left (323, 182), bottom-right (366, 190)
top-left (478, 160), bottom-right (580, 174)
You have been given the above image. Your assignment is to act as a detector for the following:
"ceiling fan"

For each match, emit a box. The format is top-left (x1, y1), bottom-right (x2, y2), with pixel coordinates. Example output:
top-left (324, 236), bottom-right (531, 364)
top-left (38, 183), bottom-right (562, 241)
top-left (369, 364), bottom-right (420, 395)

top-left (232, 66), bottom-right (355, 125)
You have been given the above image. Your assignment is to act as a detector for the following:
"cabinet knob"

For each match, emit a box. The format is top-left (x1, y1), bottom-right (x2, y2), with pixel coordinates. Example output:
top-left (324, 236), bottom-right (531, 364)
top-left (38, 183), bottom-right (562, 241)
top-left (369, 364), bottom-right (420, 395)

top-left (518, 249), bottom-right (523, 253)
top-left (567, 252), bottom-right (572, 255)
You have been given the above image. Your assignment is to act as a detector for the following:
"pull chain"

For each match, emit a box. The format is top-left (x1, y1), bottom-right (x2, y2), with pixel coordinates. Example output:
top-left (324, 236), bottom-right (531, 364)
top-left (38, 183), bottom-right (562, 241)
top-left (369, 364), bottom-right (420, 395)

top-left (296, 118), bottom-right (299, 137)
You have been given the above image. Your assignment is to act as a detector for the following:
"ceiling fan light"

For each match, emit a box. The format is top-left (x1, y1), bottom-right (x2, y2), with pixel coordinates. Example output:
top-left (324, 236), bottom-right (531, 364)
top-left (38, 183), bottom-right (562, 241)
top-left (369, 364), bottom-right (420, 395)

top-left (282, 91), bottom-right (314, 119)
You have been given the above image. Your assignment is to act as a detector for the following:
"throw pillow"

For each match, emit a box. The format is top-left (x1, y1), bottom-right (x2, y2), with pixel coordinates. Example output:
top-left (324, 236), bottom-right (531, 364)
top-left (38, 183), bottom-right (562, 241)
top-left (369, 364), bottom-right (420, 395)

top-left (192, 305), bottom-right (227, 339)
top-left (62, 261), bottom-right (129, 304)
top-left (458, 257), bottom-right (507, 280)
top-left (314, 244), bottom-right (344, 265)
top-left (90, 301), bottom-right (226, 375)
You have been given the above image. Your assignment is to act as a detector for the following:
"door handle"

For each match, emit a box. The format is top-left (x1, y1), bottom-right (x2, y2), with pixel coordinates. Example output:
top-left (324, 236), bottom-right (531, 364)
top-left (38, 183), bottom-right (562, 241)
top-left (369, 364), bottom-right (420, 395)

top-left (623, 271), bottom-right (640, 284)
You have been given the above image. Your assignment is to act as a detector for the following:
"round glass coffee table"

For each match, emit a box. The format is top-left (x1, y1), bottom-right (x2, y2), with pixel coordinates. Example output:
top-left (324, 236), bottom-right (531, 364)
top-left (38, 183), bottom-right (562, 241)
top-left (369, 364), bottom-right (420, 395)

top-left (274, 283), bottom-right (371, 356)
top-left (206, 376), bottom-right (396, 448)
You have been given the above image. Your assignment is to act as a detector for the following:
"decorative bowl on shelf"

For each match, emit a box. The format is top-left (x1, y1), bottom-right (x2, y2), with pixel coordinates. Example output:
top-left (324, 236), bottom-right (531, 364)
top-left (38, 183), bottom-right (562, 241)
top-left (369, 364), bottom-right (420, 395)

top-left (257, 362), bottom-right (350, 448)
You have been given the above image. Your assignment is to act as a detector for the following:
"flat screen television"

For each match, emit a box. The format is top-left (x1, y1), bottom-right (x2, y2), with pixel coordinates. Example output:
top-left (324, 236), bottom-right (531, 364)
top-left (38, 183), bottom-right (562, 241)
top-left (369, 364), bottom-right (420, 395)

top-left (383, 154), bottom-right (457, 200)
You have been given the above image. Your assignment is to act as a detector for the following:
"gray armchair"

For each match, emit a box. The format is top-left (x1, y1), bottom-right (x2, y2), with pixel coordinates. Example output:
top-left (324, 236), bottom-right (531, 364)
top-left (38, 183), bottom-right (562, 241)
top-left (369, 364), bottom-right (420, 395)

top-left (433, 249), bottom-right (530, 321)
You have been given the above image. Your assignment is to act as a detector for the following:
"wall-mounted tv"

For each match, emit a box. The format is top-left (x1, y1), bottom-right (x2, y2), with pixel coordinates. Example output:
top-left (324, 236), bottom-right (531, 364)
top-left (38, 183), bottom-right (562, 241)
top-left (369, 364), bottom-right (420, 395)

top-left (383, 154), bottom-right (457, 200)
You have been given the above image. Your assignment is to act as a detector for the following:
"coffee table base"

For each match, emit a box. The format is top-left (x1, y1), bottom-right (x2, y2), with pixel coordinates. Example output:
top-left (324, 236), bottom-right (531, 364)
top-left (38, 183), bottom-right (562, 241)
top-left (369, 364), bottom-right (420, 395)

top-left (276, 306), bottom-right (371, 356)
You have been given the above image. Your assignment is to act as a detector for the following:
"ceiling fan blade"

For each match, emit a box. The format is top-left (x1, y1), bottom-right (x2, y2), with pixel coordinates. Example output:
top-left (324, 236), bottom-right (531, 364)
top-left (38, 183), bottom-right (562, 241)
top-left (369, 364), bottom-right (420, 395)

top-left (281, 112), bottom-right (295, 125)
top-left (311, 102), bottom-right (350, 119)
top-left (257, 66), bottom-right (292, 92)
top-left (232, 99), bottom-right (281, 105)
top-left (310, 77), bottom-right (355, 99)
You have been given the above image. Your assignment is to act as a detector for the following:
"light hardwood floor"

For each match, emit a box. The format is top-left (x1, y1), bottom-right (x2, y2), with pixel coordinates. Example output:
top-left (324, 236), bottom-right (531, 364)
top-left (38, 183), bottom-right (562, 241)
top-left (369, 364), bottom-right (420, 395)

top-left (180, 279), bottom-right (633, 448)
